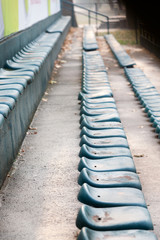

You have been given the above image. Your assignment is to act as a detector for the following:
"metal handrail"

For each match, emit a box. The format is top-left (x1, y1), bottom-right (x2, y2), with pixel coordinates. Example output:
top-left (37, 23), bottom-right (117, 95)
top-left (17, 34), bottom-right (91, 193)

top-left (61, 0), bottom-right (110, 34)
top-left (63, 6), bottom-right (107, 24)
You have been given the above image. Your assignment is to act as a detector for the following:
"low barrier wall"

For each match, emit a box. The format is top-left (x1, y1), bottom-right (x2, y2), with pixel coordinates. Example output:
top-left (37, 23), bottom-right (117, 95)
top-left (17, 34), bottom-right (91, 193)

top-left (0, 14), bottom-right (71, 187)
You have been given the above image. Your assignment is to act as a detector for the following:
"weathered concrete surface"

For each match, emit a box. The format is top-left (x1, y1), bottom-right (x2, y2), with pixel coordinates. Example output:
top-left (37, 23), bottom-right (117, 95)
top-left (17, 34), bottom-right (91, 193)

top-left (0, 28), bottom-right (160, 240)
top-left (0, 29), bottom-right (82, 240)
top-left (98, 37), bottom-right (160, 239)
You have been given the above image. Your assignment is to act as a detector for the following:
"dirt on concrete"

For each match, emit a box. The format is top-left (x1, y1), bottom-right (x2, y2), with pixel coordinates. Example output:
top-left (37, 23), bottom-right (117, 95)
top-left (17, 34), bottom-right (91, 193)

top-left (0, 28), bottom-right (160, 240)
top-left (98, 36), bottom-right (160, 239)
top-left (0, 28), bottom-right (82, 240)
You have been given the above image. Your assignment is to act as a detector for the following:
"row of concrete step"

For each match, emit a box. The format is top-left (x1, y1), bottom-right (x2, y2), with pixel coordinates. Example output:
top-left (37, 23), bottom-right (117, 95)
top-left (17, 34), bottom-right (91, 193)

top-left (0, 16), bottom-right (71, 187)
top-left (76, 26), bottom-right (157, 240)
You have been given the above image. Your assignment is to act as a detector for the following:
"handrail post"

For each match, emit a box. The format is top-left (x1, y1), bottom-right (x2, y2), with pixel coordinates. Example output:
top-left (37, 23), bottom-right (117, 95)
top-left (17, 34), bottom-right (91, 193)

top-left (71, 4), bottom-right (74, 26)
top-left (95, 3), bottom-right (98, 32)
top-left (61, 0), bottom-right (110, 30)
top-left (107, 17), bottom-right (110, 34)
top-left (88, 10), bottom-right (91, 25)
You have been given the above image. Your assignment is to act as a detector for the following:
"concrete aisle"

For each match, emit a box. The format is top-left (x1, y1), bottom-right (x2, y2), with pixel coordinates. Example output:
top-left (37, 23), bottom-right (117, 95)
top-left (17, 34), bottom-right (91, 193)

top-left (0, 29), bottom-right (82, 240)
top-left (98, 37), bottom-right (160, 239)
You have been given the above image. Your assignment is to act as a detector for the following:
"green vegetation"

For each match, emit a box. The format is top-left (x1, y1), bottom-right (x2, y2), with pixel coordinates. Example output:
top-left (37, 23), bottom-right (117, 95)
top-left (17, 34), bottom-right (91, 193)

top-left (98, 29), bottom-right (139, 45)
top-left (111, 30), bottom-right (138, 45)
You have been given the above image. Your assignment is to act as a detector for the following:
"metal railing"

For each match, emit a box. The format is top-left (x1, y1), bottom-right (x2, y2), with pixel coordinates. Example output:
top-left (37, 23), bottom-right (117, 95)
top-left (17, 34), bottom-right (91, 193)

top-left (61, 0), bottom-right (110, 34)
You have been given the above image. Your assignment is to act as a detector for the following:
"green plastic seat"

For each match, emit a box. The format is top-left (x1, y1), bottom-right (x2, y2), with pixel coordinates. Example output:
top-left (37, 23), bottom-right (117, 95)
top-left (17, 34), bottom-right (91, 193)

top-left (46, 16), bottom-right (71, 33)
top-left (76, 205), bottom-right (153, 230)
top-left (104, 34), bottom-right (135, 68)
top-left (19, 50), bottom-right (48, 58)
top-left (80, 135), bottom-right (129, 148)
top-left (80, 127), bottom-right (126, 139)
top-left (78, 168), bottom-right (141, 189)
top-left (83, 43), bottom-right (99, 51)
top-left (82, 85), bottom-right (110, 90)
top-left (78, 91), bottom-right (113, 101)
top-left (80, 119), bottom-right (123, 130)
top-left (0, 79), bottom-right (27, 88)
top-left (12, 56), bottom-right (42, 67)
top-left (81, 97), bottom-right (115, 104)
top-left (78, 156), bottom-right (136, 172)
top-left (82, 82), bottom-right (110, 87)
top-left (78, 183), bottom-right (146, 208)
top-left (0, 84), bottom-right (24, 94)
top-left (82, 85), bottom-right (112, 91)
top-left (14, 54), bottom-right (44, 65)
top-left (78, 228), bottom-right (158, 240)
top-left (0, 68), bottom-right (34, 83)
top-left (81, 101), bottom-right (116, 110)
top-left (79, 144), bottom-right (132, 159)
top-left (80, 113), bottom-right (121, 123)
top-left (80, 106), bottom-right (117, 117)
top-left (0, 104), bottom-right (11, 118)
top-left (83, 78), bottom-right (108, 84)
top-left (0, 97), bottom-right (15, 110)
top-left (0, 90), bottom-right (20, 100)
top-left (23, 45), bottom-right (51, 53)
top-left (5, 60), bottom-right (39, 73)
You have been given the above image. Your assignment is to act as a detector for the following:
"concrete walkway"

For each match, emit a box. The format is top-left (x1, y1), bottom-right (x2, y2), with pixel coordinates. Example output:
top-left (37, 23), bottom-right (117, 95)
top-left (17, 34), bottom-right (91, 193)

top-left (0, 29), bottom-right (82, 240)
top-left (0, 29), bottom-right (160, 240)
top-left (98, 37), bottom-right (160, 238)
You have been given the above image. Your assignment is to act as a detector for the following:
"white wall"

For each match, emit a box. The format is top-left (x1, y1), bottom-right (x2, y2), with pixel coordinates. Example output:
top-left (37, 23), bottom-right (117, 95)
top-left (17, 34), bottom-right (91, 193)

top-left (50, 0), bottom-right (60, 14)
top-left (18, 0), bottom-right (60, 31)
top-left (0, 0), bottom-right (4, 38)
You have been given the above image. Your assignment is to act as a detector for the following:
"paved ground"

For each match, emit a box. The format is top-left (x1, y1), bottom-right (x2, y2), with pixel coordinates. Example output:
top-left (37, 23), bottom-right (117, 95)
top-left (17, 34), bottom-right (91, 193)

top-left (0, 28), bottom-right (160, 239)
top-left (0, 29), bottom-right (82, 240)
top-left (98, 37), bottom-right (160, 239)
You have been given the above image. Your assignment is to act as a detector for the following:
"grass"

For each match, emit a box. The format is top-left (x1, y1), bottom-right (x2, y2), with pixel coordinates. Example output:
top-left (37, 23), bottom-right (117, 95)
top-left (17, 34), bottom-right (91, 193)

top-left (111, 30), bottom-right (138, 45)
top-left (98, 29), bottom-right (139, 45)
